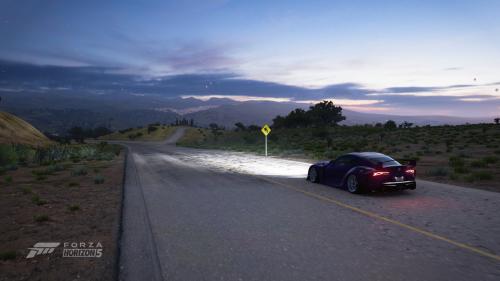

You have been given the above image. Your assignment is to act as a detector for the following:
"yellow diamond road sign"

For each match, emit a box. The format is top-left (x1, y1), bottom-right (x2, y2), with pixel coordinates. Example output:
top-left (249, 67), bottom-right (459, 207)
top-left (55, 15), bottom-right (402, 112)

top-left (261, 124), bottom-right (271, 136)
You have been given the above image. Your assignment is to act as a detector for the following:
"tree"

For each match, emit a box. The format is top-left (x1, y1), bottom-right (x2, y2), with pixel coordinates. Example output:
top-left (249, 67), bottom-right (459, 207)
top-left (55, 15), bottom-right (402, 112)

top-left (247, 125), bottom-right (260, 131)
top-left (234, 122), bottom-right (246, 131)
top-left (147, 125), bottom-right (158, 134)
top-left (272, 115), bottom-right (286, 129)
top-left (93, 126), bottom-right (112, 138)
top-left (68, 126), bottom-right (85, 143)
top-left (307, 100), bottom-right (345, 127)
top-left (384, 120), bottom-right (397, 130)
top-left (400, 121), bottom-right (414, 129)
top-left (287, 108), bottom-right (310, 128)
top-left (495, 118), bottom-right (500, 125)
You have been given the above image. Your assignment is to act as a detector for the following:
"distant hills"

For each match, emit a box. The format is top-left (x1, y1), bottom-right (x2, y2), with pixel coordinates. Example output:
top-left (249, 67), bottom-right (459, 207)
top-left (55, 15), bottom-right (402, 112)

top-left (183, 100), bottom-right (489, 127)
top-left (0, 59), bottom-right (495, 134)
top-left (0, 89), bottom-right (491, 134)
top-left (0, 111), bottom-right (51, 146)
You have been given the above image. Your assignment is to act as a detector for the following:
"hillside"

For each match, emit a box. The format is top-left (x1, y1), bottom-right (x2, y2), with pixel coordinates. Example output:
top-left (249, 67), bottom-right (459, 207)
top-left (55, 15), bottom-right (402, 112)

top-left (0, 111), bottom-right (51, 146)
top-left (100, 124), bottom-right (176, 141)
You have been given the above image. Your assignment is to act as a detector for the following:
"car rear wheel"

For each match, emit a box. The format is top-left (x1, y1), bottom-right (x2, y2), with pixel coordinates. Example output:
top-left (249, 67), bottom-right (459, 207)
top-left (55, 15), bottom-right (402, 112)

top-left (347, 174), bottom-right (361, 194)
top-left (308, 168), bottom-right (319, 183)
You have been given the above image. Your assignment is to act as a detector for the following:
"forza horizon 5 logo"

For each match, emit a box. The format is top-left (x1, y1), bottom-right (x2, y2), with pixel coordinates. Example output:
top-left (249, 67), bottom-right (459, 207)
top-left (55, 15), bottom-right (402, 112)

top-left (26, 241), bottom-right (103, 259)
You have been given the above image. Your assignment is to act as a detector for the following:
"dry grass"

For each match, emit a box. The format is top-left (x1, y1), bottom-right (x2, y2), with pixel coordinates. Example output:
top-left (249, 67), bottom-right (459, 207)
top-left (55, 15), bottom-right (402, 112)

top-left (0, 112), bottom-right (52, 146)
top-left (100, 125), bottom-right (176, 141)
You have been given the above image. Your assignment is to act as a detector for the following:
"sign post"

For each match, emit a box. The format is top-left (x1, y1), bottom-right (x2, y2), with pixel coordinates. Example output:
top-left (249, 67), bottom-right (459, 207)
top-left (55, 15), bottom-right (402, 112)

top-left (260, 124), bottom-right (271, 157)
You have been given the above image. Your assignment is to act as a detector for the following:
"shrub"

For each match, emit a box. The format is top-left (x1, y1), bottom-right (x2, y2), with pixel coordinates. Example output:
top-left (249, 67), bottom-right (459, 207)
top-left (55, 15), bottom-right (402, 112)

top-left (0, 144), bottom-right (18, 166)
top-left (33, 214), bottom-right (49, 222)
top-left (67, 181), bottom-right (79, 187)
top-left (31, 194), bottom-right (47, 205)
top-left (427, 167), bottom-right (448, 177)
top-left (35, 175), bottom-right (47, 181)
top-left (4, 175), bottom-right (12, 183)
top-left (453, 166), bottom-right (469, 174)
top-left (68, 204), bottom-right (80, 212)
top-left (94, 174), bottom-right (104, 184)
top-left (71, 165), bottom-right (88, 176)
top-left (0, 250), bottom-right (16, 261)
top-left (482, 156), bottom-right (498, 164)
top-left (449, 156), bottom-right (465, 167)
top-left (472, 171), bottom-right (493, 181)
top-left (21, 186), bottom-right (32, 194)
top-left (470, 160), bottom-right (487, 168)
top-left (147, 125), bottom-right (158, 134)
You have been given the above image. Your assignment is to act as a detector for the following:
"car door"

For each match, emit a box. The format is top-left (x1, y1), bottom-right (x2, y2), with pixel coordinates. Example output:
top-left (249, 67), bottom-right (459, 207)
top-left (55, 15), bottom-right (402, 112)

top-left (325, 156), bottom-right (355, 187)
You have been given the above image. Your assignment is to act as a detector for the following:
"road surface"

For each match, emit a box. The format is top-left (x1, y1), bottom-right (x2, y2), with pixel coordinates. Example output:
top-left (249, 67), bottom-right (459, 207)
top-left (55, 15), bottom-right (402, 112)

top-left (118, 128), bottom-right (500, 281)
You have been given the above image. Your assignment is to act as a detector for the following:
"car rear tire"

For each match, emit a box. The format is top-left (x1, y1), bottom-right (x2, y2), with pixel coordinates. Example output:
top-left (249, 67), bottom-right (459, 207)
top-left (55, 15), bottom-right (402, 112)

top-left (308, 167), bottom-right (319, 183)
top-left (346, 174), bottom-right (362, 194)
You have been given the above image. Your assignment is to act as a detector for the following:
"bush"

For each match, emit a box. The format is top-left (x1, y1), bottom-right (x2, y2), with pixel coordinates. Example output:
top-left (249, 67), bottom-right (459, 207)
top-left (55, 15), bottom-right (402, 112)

top-left (21, 186), bottom-right (32, 194)
top-left (427, 167), bottom-right (448, 177)
top-left (482, 156), bottom-right (498, 164)
top-left (453, 166), bottom-right (469, 174)
top-left (449, 156), bottom-right (465, 168)
top-left (34, 214), bottom-right (49, 222)
top-left (0, 144), bottom-right (18, 166)
top-left (470, 160), bottom-right (487, 168)
top-left (31, 194), bottom-right (47, 205)
top-left (67, 181), bottom-right (79, 187)
top-left (94, 174), bottom-right (104, 184)
top-left (147, 125), bottom-right (158, 134)
top-left (472, 171), bottom-right (493, 181)
top-left (4, 175), bottom-right (12, 183)
top-left (0, 250), bottom-right (16, 261)
top-left (68, 204), bottom-right (80, 212)
top-left (71, 165), bottom-right (88, 176)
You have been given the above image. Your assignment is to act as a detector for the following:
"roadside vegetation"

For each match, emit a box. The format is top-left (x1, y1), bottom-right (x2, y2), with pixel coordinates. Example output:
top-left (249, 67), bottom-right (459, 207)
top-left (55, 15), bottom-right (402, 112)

top-left (99, 123), bottom-right (176, 141)
top-left (178, 101), bottom-right (500, 192)
top-left (0, 140), bottom-right (123, 280)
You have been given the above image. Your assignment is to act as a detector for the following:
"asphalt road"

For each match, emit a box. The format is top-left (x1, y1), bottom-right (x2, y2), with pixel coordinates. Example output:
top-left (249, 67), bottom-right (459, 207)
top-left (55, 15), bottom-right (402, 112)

top-left (118, 128), bottom-right (500, 281)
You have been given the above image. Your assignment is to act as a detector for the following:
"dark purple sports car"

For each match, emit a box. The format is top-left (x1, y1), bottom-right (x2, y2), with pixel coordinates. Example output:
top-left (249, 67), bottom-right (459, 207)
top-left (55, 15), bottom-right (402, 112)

top-left (307, 152), bottom-right (416, 194)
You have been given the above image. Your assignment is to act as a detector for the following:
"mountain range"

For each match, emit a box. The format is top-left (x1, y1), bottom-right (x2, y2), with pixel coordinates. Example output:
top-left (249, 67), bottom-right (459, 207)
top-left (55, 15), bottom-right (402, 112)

top-left (0, 60), bottom-right (492, 134)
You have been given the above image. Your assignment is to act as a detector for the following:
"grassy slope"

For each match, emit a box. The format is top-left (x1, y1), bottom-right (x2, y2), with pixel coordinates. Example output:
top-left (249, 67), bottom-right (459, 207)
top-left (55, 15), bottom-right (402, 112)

top-left (100, 125), bottom-right (176, 141)
top-left (178, 124), bottom-right (500, 191)
top-left (0, 111), bottom-right (51, 146)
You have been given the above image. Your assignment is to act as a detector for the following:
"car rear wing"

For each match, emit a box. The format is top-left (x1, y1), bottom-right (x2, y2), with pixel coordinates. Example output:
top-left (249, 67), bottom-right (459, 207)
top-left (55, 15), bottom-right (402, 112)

top-left (398, 159), bottom-right (417, 167)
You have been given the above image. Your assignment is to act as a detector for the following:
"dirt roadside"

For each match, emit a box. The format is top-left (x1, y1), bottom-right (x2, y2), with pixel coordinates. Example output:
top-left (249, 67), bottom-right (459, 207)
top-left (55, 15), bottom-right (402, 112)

top-left (0, 151), bottom-right (125, 281)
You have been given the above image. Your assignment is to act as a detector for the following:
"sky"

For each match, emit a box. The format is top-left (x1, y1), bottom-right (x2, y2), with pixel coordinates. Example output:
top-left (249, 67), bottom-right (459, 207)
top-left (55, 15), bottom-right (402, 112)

top-left (0, 0), bottom-right (499, 116)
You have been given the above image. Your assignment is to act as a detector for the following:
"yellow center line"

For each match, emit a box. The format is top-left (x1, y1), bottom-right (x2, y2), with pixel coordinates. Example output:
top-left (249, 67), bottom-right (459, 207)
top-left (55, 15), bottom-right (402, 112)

top-left (257, 175), bottom-right (500, 263)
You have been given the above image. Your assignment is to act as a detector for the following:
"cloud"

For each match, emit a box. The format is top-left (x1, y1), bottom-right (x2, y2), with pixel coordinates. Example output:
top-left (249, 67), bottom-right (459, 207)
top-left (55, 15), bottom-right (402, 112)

top-left (1, 59), bottom-right (499, 117)
top-left (158, 43), bottom-right (238, 73)
top-left (444, 67), bottom-right (462, 71)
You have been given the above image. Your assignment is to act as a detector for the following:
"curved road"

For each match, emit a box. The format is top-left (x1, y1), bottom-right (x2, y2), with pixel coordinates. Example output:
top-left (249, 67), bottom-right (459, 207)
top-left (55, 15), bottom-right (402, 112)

top-left (118, 128), bottom-right (500, 281)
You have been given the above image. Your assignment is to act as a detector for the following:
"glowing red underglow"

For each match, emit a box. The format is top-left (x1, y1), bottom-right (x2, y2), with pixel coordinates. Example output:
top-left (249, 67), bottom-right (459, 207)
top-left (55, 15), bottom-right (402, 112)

top-left (406, 169), bottom-right (415, 175)
top-left (373, 171), bottom-right (390, 176)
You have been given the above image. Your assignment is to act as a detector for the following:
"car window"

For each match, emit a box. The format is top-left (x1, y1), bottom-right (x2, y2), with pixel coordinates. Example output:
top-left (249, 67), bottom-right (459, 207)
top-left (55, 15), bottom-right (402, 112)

top-left (367, 156), bottom-right (401, 167)
top-left (334, 156), bottom-right (357, 167)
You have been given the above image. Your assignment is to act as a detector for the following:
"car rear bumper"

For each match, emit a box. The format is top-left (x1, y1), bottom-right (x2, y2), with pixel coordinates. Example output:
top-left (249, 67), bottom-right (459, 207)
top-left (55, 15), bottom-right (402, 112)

top-left (379, 180), bottom-right (416, 191)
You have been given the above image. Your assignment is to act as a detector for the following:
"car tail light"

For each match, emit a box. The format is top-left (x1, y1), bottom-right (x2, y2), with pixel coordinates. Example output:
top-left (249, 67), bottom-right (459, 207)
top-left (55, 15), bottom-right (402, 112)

top-left (373, 171), bottom-right (390, 176)
top-left (406, 169), bottom-right (415, 175)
